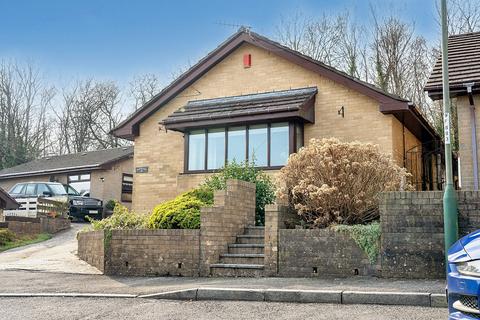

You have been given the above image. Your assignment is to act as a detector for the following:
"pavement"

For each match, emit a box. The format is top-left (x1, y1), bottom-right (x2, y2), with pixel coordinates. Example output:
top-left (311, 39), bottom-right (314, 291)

top-left (0, 297), bottom-right (448, 320)
top-left (0, 223), bottom-right (100, 274)
top-left (0, 223), bottom-right (448, 310)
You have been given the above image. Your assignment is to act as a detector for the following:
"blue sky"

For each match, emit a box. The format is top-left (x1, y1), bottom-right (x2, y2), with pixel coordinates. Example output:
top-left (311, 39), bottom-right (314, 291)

top-left (0, 0), bottom-right (439, 87)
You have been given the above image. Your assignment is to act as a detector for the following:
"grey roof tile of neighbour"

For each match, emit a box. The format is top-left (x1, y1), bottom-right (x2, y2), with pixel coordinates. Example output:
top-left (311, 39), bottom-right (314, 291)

top-left (425, 31), bottom-right (480, 99)
top-left (0, 146), bottom-right (133, 179)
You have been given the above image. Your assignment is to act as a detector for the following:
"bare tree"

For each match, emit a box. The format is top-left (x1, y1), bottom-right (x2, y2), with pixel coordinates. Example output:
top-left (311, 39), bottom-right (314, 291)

top-left (0, 61), bottom-right (54, 169)
top-left (55, 79), bottom-right (126, 154)
top-left (275, 11), bottom-right (307, 52)
top-left (436, 0), bottom-right (480, 35)
top-left (129, 73), bottom-right (161, 110)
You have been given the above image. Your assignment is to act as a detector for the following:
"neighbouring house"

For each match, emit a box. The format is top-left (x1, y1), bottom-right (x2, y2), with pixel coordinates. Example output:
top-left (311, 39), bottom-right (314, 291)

top-left (0, 147), bottom-right (134, 208)
top-left (0, 187), bottom-right (19, 221)
top-left (425, 31), bottom-right (480, 190)
top-left (112, 28), bottom-right (442, 214)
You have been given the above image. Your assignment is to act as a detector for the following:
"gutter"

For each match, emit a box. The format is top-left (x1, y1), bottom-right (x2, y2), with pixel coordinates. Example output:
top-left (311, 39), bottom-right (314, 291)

top-left (465, 82), bottom-right (479, 191)
top-left (0, 164), bottom-right (102, 180)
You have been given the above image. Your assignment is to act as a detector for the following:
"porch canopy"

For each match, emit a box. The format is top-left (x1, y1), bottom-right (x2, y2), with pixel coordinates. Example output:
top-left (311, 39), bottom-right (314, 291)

top-left (162, 87), bottom-right (317, 132)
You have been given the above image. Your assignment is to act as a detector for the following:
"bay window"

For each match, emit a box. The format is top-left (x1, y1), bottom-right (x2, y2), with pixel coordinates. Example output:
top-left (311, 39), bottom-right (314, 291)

top-left (185, 122), bottom-right (303, 172)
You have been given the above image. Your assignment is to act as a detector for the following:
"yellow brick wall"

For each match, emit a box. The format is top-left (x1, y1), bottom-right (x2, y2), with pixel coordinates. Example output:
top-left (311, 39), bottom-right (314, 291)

top-left (90, 157), bottom-right (134, 208)
top-left (457, 95), bottom-right (480, 190)
top-left (132, 43), bottom-right (417, 212)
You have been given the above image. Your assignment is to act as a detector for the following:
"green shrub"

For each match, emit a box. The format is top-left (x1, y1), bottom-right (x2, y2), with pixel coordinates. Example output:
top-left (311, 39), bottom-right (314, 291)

top-left (332, 222), bottom-right (381, 263)
top-left (202, 160), bottom-right (275, 225)
top-left (88, 202), bottom-right (148, 231)
top-left (0, 229), bottom-right (15, 246)
top-left (148, 188), bottom-right (214, 229)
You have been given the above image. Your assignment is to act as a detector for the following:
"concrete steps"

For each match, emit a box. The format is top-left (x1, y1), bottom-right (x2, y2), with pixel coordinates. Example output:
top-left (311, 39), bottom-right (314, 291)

top-left (210, 226), bottom-right (265, 277)
top-left (236, 235), bottom-right (264, 244)
top-left (219, 253), bottom-right (265, 265)
top-left (210, 264), bottom-right (264, 277)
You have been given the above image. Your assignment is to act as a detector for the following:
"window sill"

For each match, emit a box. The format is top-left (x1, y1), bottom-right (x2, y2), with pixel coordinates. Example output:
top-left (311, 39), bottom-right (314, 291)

top-left (180, 166), bottom-right (284, 175)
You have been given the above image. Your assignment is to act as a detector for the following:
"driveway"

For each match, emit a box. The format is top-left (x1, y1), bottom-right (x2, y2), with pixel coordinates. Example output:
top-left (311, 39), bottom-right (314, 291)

top-left (0, 223), bottom-right (101, 274)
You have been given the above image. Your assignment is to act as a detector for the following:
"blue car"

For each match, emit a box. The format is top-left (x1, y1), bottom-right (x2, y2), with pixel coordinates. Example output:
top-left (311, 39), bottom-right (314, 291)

top-left (448, 230), bottom-right (480, 319)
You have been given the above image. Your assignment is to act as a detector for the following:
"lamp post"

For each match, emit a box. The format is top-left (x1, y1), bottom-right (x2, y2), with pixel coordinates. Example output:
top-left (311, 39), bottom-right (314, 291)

top-left (441, 0), bottom-right (459, 262)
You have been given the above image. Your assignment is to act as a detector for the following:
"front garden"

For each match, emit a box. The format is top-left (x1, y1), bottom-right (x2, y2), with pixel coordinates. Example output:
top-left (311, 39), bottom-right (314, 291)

top-left (0, 228), bottom-right (51, 252)
top-left (78, 138), bottom-right (415, 277)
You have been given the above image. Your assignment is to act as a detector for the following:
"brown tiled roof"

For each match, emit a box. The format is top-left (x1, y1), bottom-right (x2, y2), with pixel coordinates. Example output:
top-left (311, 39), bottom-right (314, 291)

top-left (163, 87), bottom-right (317, 131)
top-left (111, 29), bottom-right (415, 140)
top-left (425, 32), bottom-right (480, 100)
top-left (0, 147), bottom-right (133, 180)
top-left (0, 187), bottom-right (19, 209)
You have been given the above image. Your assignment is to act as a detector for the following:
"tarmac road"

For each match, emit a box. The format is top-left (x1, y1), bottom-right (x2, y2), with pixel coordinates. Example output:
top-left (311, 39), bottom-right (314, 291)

top-left (0, 297), bottom-right (447, 320)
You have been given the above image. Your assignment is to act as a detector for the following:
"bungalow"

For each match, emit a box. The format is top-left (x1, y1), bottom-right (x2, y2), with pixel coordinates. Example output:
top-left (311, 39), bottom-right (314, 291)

top-left (112, 28), bottom-right (442, 213)
top-left (425, 31), bottom-right (480, 190)
top-left (0, 147), bottom-right (134, 207)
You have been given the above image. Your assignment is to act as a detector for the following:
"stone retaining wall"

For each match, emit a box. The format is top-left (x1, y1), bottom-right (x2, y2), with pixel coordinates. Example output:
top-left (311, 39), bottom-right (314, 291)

top-left (380, 191), bottom-right (480, 279)
top-left (77, 230), bottom-right (105, 272)
top-left (278, 229), bottom-right (378, 277)
top-left (78, 179), bottom-right (255, 276)
top-left (108, 229), bottom-right (200, 276)
top-left (4, 216), bottom-right (70, 235)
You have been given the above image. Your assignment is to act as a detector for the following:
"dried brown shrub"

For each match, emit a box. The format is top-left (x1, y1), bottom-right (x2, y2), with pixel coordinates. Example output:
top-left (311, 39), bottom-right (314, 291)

top-left (277, 138), bottom-right (413, 227)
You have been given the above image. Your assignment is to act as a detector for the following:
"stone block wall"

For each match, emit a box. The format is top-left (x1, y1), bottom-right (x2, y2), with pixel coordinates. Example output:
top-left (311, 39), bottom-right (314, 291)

top-left (107, 229), bottom-right (200, 276)
top-left (77, 230), bottom-right (105, 272)
top-left (265, 204), bottom-right (377, 278)
top-left (380, 191), bottom-right (480, 279)
top-left (78, 179), bottom-right (256, 276)
top-left (278, 228), bottom-right (377, 277)
top-left (40, 217), bottom-right (71, 234)
top-left (199, 179), bottom-right (256, 275)
top-left (264, 204), bottom-right (299, 276)
top-left (4, 216), bottom-right (70, 235)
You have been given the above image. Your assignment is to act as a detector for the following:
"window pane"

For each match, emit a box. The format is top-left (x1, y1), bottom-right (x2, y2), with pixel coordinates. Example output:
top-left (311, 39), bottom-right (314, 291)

top-left (36, 184), bottom-right (50, 196)
top-left (70, 181), bottom-right (90, 194)
top-left (188, 130), bottom-right (206, 171)
top-left (207, 128), bottom-right (225, 170)
top-left (248, 124), bottom-right (268, 166)
top-left (123, 175), bottom-right (133, 183)
top-left (227, 126), bottom-right (246, 163)
top-left (69, 175), bottom-right (79, 182)
top-left (25, 184), bottom-right (36, 196)
top-left (270, 123), bottom-right (289, 166)
top-left (10, 184), bottom-right (25, 194)
top-left (295, 123), bottom-right (304, 152)
top-left (80, 174), bottom-right (91, 181)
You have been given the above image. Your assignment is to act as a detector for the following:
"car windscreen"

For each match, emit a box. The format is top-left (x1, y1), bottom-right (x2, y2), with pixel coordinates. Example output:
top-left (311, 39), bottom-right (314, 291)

top-left (64, 185), bottom-right (80, 196)
top-left (48, 184), bottom-right (68, 196)
top-left (10, 184), bottom-right (25, 194)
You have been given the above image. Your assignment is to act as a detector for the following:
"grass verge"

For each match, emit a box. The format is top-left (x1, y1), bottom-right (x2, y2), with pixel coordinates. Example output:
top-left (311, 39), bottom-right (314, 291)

top-left (0, 233), bottom-right (52, 252)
